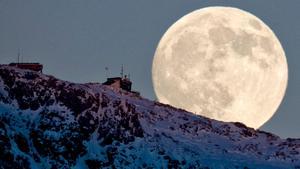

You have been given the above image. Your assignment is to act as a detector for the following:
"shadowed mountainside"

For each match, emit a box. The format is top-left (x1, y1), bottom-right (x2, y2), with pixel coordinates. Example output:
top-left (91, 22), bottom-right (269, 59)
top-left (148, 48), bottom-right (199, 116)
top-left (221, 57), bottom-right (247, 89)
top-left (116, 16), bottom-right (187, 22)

top-left (0, 65), bottom-right (299, 169)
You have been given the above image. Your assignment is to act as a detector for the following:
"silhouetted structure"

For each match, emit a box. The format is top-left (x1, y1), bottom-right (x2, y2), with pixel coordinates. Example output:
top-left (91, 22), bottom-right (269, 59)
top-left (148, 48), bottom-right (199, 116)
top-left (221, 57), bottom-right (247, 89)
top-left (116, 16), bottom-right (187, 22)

top-left (103, 76), bottom-right (132, 92)
top-left (102, 65), bottom-right (140, 95)
top-left (9, 63), bottom-right (43, 72)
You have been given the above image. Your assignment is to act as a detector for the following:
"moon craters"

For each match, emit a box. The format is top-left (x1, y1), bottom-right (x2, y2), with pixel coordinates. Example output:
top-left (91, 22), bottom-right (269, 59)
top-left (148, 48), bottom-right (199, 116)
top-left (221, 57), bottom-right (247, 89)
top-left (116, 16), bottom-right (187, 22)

top-left (152, 7), bottom-right (288, 129)
top-left (231, 31), bottom-right (257, 57)
top-left (209, 26), bottom-right (235, 46)
top-left (249, 19), bottom-right (262, 30)
top-left (260, 36), bottom-right (275, 54)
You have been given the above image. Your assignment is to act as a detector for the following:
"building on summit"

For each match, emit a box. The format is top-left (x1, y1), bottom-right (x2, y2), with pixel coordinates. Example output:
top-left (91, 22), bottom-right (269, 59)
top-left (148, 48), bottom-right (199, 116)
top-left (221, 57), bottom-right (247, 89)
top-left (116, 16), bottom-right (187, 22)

top-left (103, 76), bottom-right (132, 92)
top-left (103, 66), bottom-right (140, 95)
top-left (8, 63), bottom-right (43, 72)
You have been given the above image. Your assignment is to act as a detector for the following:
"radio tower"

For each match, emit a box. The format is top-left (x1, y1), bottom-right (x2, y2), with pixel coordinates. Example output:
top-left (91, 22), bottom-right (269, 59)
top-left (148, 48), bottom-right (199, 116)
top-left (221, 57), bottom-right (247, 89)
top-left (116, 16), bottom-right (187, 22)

top-left (120, 64), bottom-right (124, 78)
top-left (17, 48), bottom-right (21, 63)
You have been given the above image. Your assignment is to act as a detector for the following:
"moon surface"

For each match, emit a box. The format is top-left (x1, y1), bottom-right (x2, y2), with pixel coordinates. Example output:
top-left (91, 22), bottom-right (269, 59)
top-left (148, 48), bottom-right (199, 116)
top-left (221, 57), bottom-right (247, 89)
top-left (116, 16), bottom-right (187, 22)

top-left (152, 7), bottom-right (288, 129)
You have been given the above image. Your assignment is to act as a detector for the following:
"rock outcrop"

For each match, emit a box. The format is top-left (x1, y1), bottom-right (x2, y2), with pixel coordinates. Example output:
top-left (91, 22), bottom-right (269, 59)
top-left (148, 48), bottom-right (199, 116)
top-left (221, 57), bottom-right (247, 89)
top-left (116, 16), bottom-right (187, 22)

top-left (0, 65), bottom-right (299, 169)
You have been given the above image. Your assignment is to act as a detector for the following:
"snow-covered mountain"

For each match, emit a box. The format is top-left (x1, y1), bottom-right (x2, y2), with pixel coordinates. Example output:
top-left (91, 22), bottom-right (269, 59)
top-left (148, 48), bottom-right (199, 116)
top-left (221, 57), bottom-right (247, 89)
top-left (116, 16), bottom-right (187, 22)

top-left (0, 65), bottom-right (299, 169)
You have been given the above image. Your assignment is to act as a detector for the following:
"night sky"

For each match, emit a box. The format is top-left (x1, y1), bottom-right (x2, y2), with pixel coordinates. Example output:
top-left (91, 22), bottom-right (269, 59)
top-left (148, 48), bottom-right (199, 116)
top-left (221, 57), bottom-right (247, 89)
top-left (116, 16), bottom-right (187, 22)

top-left (0, 0), bottom-right (299, 138)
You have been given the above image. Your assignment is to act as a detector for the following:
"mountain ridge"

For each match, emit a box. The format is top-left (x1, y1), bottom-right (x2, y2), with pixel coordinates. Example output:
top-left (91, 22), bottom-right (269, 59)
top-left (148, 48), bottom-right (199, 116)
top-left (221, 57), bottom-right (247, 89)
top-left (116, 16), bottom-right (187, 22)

top-left (0, 65), bottom-right (299, 169)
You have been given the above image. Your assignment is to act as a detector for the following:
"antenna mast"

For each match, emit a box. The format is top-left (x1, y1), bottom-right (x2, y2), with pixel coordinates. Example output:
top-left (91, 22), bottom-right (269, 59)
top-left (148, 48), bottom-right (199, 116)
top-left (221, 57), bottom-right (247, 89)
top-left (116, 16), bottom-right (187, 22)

top-left (105, 67), bottom-right (109, 78)
top-left (120, 64), bottom-right (124, 78)
top-left (17, 48), bottom-right (20, 63)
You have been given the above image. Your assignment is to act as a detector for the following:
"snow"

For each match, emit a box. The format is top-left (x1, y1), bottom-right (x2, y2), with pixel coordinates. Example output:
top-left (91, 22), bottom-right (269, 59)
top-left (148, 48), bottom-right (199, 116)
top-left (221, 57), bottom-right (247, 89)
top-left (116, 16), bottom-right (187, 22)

top-left (0, 65), bottom-right (299, 169)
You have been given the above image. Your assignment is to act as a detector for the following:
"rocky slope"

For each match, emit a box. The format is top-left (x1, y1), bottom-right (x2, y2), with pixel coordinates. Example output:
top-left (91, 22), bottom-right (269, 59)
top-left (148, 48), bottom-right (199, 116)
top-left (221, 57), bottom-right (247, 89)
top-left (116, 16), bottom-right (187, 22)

top-left (0, 65), bottom-right (299, 169)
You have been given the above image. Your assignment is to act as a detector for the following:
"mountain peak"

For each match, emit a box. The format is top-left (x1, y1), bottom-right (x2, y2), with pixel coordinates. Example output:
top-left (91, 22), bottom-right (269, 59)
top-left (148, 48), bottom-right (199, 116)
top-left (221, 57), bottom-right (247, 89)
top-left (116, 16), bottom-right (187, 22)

top-left (0, 65), bottom-right (299, 169)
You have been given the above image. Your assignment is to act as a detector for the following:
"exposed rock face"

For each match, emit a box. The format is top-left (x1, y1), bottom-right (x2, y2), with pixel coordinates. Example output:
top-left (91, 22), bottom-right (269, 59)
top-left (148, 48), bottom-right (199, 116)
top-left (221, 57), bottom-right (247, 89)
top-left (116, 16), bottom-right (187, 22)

top-left (0, 65), bottom-right (299, 169)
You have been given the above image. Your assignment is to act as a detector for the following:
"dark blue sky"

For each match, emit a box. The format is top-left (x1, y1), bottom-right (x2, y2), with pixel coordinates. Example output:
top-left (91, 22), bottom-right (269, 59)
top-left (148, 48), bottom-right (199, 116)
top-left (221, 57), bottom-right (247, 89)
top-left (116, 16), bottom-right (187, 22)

top-left (0, 0), bottom-right (299, 138)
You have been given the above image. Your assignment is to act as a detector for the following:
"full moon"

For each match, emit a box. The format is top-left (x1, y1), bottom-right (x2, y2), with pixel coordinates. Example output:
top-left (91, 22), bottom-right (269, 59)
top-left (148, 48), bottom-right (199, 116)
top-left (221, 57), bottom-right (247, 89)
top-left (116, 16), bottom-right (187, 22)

top-left (152, 7), bottom-right (288, 129)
